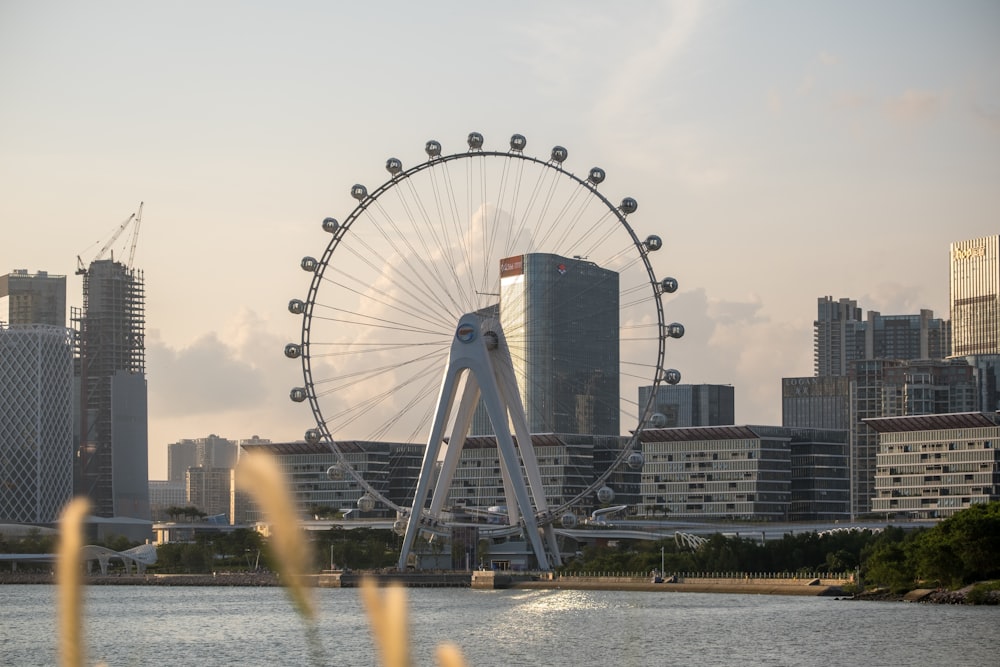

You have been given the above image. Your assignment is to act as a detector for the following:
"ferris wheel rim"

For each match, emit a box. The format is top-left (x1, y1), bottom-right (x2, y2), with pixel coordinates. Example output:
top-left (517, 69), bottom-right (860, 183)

top-left (293, 133), bottom-right (670, 525)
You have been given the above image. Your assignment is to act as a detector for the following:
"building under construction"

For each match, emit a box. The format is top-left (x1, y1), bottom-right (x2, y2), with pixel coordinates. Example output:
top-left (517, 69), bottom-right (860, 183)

top-left (73, 255), bottom-right (150, 519)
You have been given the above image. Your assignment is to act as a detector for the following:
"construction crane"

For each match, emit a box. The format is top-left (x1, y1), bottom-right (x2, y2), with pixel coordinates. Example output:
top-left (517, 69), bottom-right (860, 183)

top-left (76, 202), bottom-right (144, 275)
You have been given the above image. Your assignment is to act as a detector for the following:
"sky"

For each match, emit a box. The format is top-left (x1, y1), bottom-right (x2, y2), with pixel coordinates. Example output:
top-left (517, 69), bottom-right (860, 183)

top-left (2, 1), bottom-right (998, 480)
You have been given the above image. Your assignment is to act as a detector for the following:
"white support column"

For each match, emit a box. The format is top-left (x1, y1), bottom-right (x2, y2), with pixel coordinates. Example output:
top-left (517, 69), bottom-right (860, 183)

top-left (397, 313), bottom-right (553, 571)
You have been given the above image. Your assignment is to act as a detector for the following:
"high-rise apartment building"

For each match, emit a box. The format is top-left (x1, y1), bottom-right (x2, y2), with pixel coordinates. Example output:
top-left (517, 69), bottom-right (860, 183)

top-left (498, 253), bottom-right (619, 436)
top-left (167, 435), bottom-right (238, 483)
top-left (814, 296), bottom-right (950, 376)
top-left (1, 270), bottom-right (67, 327)
top-left (950, 234), bottom-right (1000, 356)
top-left (74, 259), bottom-right (149, 519)
top-left (814, 297), bottom-right (864, 376)
top-left (638, 384), bottom-right (735, 427)
top-left (0, 323), bottom-right (75, 523)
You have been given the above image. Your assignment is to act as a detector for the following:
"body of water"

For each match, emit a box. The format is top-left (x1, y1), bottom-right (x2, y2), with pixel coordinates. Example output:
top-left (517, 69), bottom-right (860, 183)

top-left (1, 584), bottom-right (997, 666)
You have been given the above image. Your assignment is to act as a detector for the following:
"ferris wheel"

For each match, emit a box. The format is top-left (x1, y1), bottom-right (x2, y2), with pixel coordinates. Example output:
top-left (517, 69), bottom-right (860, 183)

top-left (286, 132), bottom-right (682, 569)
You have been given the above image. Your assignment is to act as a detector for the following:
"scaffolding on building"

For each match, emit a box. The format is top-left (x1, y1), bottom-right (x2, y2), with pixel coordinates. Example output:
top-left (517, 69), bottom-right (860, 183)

top-left (73, 259), bottom-right (145, 517)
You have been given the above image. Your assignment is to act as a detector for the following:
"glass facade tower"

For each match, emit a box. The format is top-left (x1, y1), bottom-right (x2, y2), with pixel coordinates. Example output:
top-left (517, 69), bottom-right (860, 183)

top-left (950, 234), bottom-right (1000, 356)
top-left (498, 253), bottom-right (619, 436)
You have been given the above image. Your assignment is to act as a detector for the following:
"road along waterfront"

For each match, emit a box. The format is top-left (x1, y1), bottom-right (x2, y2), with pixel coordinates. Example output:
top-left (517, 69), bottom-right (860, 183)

top-left (2, 584), bottom-right (998, 666)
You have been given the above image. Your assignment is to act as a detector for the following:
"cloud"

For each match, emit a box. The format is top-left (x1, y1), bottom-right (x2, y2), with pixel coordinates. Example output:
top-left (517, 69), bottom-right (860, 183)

top-left (147, 330), bottom-right (269, 417)
top-left (663, 288), bottom-right (813, 425)
top-left (861, 282), bottom-right (938, 317)
top-left (884, 89), bottom-right (944, 125)
top-left (819, 51), bottom-right (839, 66)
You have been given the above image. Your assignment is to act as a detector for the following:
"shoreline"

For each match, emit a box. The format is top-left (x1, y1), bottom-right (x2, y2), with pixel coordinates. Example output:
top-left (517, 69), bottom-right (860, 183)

top-left (0, 571), bottom-right (845, 596)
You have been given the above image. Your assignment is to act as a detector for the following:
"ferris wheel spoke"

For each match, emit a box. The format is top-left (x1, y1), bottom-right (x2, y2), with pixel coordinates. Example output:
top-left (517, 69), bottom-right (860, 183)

top-left (292, 132), bottom-right (676, 539)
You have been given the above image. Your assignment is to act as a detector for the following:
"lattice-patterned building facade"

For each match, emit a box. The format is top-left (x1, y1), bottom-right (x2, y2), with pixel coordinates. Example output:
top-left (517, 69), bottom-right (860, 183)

top-left (0, 323), bottom-right (75, 523)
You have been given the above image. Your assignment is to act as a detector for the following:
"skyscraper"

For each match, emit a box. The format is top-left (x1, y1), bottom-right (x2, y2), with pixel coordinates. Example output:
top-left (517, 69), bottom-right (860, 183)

top-left (498, 253), bottom-right (619, 435)
top-left (814, 296), bottom-right (950, 376)
top-left (74, 259), bottom-right (149, 519)
top-left (0, 323), bottom-right (74, 523)
top-left (950, 234), bottom-right (1000, 356)
top-left (638, 384), bottom-right (735, 427)
top-left (1, 270), bottom-right (66, 327)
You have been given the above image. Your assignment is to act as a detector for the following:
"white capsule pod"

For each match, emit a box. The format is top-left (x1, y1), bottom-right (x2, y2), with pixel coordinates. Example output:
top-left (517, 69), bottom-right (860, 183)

top-left (393, 518), bottom-right (408, 536)
top-left (665, 368), bottom-right (681, 385)
top-left (509, 133), bottom-right (527, 151)
top-left (467, 132), bottom-right (484, 149)
top-left (326, 464), bottom-right (345, 481)
top-left (620, 197), bottom-right (638, 214)
top-left (288, 299), bottom-right (305, 315)
top-left (322, 217), bottom-right (339, 233)
top-left (284, 343), bottom-right (302, 359)
top-left (644, 235), bottom-right (663, 252)
top-left (667, 322), bottom-right (685, 339)
top-left (551, 146), bottom-right (568, 163)
top-left (425, 140), bottom-right (442, 157)
top-left (385, 158), bottom-right (402, 175)
top-left (560, 513), bottom-right (578, 529)
top-left (588, 167), bottom-right (606, 185)
top-left (300, 256), bottom-right (318, 272)
top-left (304, 428), bottom-right (321, 444)
top-left (660, 277), bottom-right (679, 293)
top-left (357, 494), bottom-right (376, 513)
top-left (627, 451), bottom-right (645, 470)
top-left (351, 184), bottom-right (367, 200)
top-left (289, 387), bottom-right (307, 403)
top-left (649, 412), bottom-right (667, 428)
top-left (596, 486), bottom-right (615, 504)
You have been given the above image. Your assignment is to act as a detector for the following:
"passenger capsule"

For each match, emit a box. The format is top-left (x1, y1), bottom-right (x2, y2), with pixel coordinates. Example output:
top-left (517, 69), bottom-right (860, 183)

top-left (620, 197), bottom-right (638, 214)
top-left (667, 322), bottom-right (685, 339)
top-left (425, 140), bottom-right (442, 157)
top-left (660, 277), bottom-right (679, 293)
top-left (627, 451), bottom-right (645, 470)
top-left (467, 132), bottom-right (484, 149)
top-left (357, 494), bottom-right (376, 513)
top-left (305, 428), bottom-right (321, 444)
top-left (644, 235), bottom-right (663, 252)
top-left (649, 412), bottom-right (667, 428)
top-left (351, 184), bottom-right (367, 200)
top-left (300, 256), bottom-right (318, 272)
top-left (288, 299), bottom-right (305, 315)
top-left (560, 513), bottom-right (578, 529)
top-left (588, 167), bottom-right (606, 185)
top-left (596, 486), bottom-right (615, 504)
top-left (393, 519), bottom-right (408, 536)
top-left (551, 146), bottom-right (568, 163)
top-left (284, 343), bottom-right (301, 359)
top-left (509, 134), bottom-right (527, 151)
top-left (289, 387), bottom-right (307, 403)
top-left (322, 217), bottom-right (339, 233)
top-left (327, 464), bottom-right (345, 481)
top-left (665, 368), bottom-right (682, 385)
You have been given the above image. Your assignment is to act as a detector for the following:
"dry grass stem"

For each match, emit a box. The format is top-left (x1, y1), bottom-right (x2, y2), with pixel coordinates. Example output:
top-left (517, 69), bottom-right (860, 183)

top-left (235, 451), bottom-right (315, 620)
top-left (360, 579), bottom-right (411, 667)
top-left (435, 642), bottom-right (467, 667)
top-left (57, 497), bottom-right (89, 667)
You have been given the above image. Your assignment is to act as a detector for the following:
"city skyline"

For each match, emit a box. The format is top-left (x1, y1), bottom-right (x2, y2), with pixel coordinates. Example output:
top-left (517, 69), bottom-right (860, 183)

top-left (2, 2), bottom-right (997, 479)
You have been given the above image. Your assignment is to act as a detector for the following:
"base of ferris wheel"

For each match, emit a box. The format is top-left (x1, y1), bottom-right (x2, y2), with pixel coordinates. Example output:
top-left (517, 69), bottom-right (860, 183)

top-left (397, 311), bottom-right (580, 572)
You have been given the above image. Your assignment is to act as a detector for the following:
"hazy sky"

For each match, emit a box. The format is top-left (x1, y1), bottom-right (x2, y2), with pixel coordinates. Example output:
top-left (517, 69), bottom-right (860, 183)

top-left (2, 1), bottom-right (998, 480)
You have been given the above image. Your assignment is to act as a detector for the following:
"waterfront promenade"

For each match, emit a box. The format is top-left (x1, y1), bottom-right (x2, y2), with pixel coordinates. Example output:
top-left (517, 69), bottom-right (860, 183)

top-left (0, 570), bottom-right (851, 596)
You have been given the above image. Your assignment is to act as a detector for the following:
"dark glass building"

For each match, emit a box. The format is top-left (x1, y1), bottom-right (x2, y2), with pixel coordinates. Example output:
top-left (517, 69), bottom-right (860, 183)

top-left (497, 253), bottom-right (619, 436)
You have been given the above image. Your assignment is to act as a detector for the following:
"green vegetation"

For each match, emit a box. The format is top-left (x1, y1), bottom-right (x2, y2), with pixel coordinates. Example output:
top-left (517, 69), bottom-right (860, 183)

top-left (562, 501), bottom-right (1000, 601)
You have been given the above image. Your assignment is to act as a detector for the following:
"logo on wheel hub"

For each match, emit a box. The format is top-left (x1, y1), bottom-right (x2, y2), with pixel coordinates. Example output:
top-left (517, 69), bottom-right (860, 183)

top-left (456, 323), bottom-right (476, 343)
